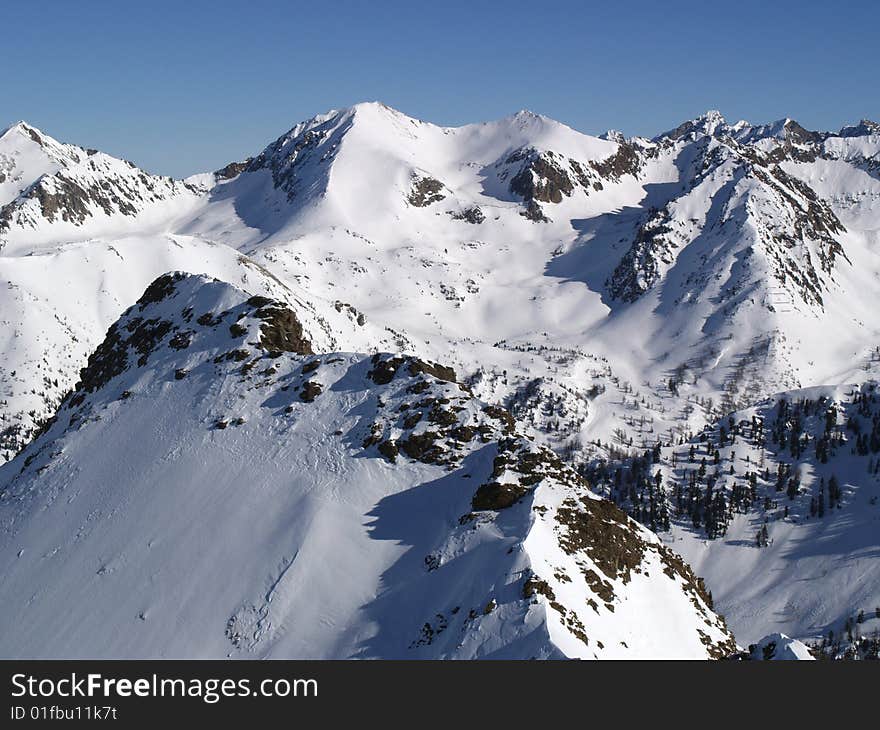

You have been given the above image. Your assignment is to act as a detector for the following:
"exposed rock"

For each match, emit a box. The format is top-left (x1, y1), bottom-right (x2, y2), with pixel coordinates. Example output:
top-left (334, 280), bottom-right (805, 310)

top-left (520, 199), bottom-right (549, 223)
top-left (214, 159), bottom-right (252, 180)
top-left (451, 206), bottom-right (485, 224)
top-left (590, 141), bottom-right (642, 181)
top-left (254, 305), bottom-right (312, 356)
top-left (408, 175), bottom-right (445, 207)
top-left (300, 381), bottom-right (322, 402)
top-left (472, 481), bottom-right (528, 510)
top-left (510, 152), bottom-right (573, 204)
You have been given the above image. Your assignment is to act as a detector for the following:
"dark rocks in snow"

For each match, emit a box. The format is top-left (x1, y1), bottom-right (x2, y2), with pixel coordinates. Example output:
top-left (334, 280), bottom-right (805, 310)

top-left (451, 206), bottom-right (485, 224)
top-left (590, 141), bottom-right (642, 181)
top-left (556, 496), bottom-right (644, 585)
top-left (407, 175), bottom-right (445, 207)
top-left (299, 381), bottom-right (322, 402)
top-left (407, 358), bottom-right (456, 383)
top-left (510, 152), bottom-right (574, 204)
top-left (253, 304), bottom-right (312, 356)
top-left (520, 199), bottom-right (549, 223)
top-left (137, 272), bottom-right (185, 309)
top-left (471, 481), bottom-right (528, 510)
top-left (398, 431), bottom-right (447, 464)
top-left (368, 354), bottom-right (456, 386)
top-left (377, 440), bottom-right (399, 462)
top-left (228, 323), bottom-right (248, 338)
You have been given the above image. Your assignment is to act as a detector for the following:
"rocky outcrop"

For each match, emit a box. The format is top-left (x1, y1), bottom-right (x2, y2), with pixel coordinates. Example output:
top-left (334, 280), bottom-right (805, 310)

top-left (407, 174), bottom-right (446, 207)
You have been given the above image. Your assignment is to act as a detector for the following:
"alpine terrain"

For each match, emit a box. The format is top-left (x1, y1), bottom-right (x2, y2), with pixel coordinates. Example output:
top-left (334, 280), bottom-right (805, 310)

top-left (1, 103), bottom-right (878, 659)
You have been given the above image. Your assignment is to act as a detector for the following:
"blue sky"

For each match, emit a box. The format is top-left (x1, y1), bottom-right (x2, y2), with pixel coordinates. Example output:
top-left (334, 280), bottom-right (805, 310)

top-left (3, 0), bottom-right (877, 178)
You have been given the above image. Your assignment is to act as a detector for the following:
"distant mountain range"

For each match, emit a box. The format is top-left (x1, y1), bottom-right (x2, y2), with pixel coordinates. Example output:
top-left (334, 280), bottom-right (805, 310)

top-left (1, 103), bottom-right (878, 658)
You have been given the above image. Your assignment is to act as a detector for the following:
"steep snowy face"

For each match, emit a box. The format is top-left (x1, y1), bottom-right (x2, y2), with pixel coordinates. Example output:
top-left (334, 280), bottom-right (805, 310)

top-left (568, 111), bottom-right (880, 434)
top-left (194, 102), bottom-right (647, 238)
top-left (0, 122), bottom-right (87, 207)
top-left (0, 273), bottom-right (735, 659)
top-left (607, 134), bottom-right (846, 310)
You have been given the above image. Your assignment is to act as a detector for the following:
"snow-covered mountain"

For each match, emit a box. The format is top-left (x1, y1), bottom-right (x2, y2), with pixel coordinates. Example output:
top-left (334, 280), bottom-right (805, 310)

top-left (0, 121), bottom-right (208, 250)
top-left (179, 102), bottom-right (880, 457)
top-left (1, 122), bottom-right (86, 206)
top-left (1, 103), bottom-right (878, 656)
top-left (0, 273), bottom-right (735, 659)
top-left (0, 119), bottom-right (390, 460)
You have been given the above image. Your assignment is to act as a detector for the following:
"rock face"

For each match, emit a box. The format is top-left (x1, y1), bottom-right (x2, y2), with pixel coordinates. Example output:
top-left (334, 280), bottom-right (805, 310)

top-left (503, 143), bottom-right (644, 216)
top-left (213, 159), bottom-right (252, 181)
top-left (607, 129), bottom-right (847, 309)
top-left (0, 121), bottom-right (87, 207)
top-left (240, 110), bottom-right (349, 204)
top-left (0, 274), bottom-right (735, 659)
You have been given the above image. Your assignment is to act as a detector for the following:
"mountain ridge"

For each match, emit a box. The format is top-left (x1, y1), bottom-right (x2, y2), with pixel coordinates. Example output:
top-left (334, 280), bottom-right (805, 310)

top-left (0, 272), bottom-right (736, 659)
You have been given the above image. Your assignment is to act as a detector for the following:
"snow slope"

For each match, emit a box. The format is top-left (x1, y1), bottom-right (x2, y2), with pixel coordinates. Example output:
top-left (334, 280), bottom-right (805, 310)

top-left (0, 273), bottom-right (734, 659)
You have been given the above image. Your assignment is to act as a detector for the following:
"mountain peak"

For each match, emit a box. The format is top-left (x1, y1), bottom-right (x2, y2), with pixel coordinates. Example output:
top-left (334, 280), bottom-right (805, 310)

top-left (692, 109), bottom-right (727, 135)
top-left (600, 129), bottom-right (626, 144)
top-left (838, 118), bottom-right (880, 137)
top-left (349, 100), bottom-right (398, 114)
top-left (0, 120), bottom-right (93, 211)
top-left (511, 108), bottom-right (543, 120)
top-left (0, 120), bottom-right (49, 147)
top-left (499, 108), bottom-right (561, 129)
top-left (657, 109), bottom-right (729, 141)
top-left (65, 271), bottom-right (313, 405)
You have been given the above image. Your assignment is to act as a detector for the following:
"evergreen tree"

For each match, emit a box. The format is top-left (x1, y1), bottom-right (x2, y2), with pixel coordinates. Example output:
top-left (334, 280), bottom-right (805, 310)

top-left (828, 474), bottom-right (842, 508)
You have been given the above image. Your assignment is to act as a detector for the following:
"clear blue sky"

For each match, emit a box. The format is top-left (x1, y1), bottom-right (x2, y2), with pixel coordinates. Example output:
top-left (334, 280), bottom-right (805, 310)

top-left (3, 0), bottom-right (877, 178)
